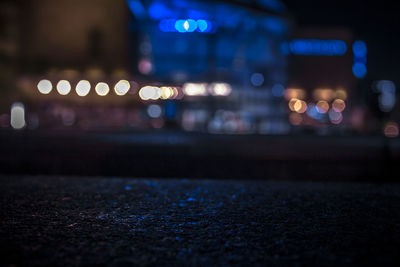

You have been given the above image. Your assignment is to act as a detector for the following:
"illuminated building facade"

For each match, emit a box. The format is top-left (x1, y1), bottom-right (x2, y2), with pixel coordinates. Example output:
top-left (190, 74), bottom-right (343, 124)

top-left (127, 0), bottom-right (291, 133)
top-left (282, 27), bottom-right (361, 130)
top-left (5, 0), bottom-right (368, 134)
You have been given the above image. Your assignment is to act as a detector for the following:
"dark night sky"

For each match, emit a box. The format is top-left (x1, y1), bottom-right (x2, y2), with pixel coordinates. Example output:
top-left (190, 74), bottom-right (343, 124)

top-left (283, 0), bottom-right (400, 84)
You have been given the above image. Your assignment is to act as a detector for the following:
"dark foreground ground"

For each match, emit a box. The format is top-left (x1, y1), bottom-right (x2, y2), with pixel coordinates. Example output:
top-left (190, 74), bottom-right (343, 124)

top-left (1, 176), bottom-right (400, 266)
top-left (2, 130), bottom-right (400, 181)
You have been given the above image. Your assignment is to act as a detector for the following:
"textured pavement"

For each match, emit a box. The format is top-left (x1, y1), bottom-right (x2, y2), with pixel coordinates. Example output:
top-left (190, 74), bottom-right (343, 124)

top-left (1, 176), bottom-right (400, 266)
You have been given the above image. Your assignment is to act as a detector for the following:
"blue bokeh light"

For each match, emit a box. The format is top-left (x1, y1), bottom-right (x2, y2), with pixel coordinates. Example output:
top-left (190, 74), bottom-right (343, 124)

top-left (126, 0), bottom-right (146, 19)
top-left (352, 40), bottom-right (367, 58)
top-left (186, 19), bottom-right (198, 32)
top-left (306, 103), bottom-right (324, 121)
top-left (149, 2), bottom-right (174, 20)
top-left (250, 73), bottom-right (264, 87)
top-left (282, 39), bottom-right (347, 56)
top-left (197, 19), bottom-right (210, 32)
top-left (159, 19), bottom-right (175, 32)
top-left (272, 84), bottom-right (285, 97)
top-left (165, 102), bottom-right (177, 118)
top-left (352, 40), bottom-right (367, 78)
top-left (352, 63), bottom-right (367, 78)
top-left (160, 19), bottom-right (212, 33)
top-left (175, 20), bottom-right (187, 33)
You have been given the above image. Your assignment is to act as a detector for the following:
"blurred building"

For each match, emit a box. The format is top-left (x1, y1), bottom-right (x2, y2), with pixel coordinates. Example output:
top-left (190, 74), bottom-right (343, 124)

top-left (3, 0), bottom-right (377, 135)
top-left (286, 27), bottom-right (355, 95)
top-left (18, 0), bottom-right (129, 71)
top-left (0, 0), bottom-right (19, 109)
top-left (127, 0), bottom-right (291, 134)
top-left (4, 0), bottom-right (293, 133)
top-left (281, 27), bottom-right (362, 131)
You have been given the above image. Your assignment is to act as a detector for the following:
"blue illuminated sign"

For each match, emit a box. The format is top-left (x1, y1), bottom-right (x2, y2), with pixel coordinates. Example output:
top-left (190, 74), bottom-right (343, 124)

top-left (281, 39), bottom-right (347, 56)
top-left (352, 40), bottom-right (367, 79)
top-left (352, 62), bottom-right (367, 79)
top-left (352, 40), bottom-right (367, 58)
top-left (159, 19), bottom-right (213, 33)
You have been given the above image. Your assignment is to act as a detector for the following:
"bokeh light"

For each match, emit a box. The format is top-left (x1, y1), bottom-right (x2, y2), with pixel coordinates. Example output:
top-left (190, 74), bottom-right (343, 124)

top-left (306, 103), bottom-right (324, 120)
top-left (250, 73), bottom-right (264, 87)
top-left (289, 98), bottom-right (307, 113)
top-left (384, 122), bottom-right (399, 138)
top-left (139, 86), bottom-right (161, 100)
top-left (295, 100), bottom-right (307, 113)
top-left (75, 80), bottom-right (91, 97)
top-left (160, 18), bottom-right (212, 33)
top-left (329, 110), bottom-right (343, 124)
top-left (316, 100), bottom-right (329, 114)
top-left (138, 59), bottom-right (152, 74)
top-left (114, 80), bottom-right (131, 96)
top-left (56, 80), bottom-right (71, 95)
top-left (332, 99), bottom-right (346, 112)
top-left (289, 112), bottom-right (303, 126)
top-left (147, 104), bottom-right (162, 118)
top-left (352, 62), bottom-right (367, 78)
top-left (175, 19), bottom-right (197, 32)
top-left (209, 83), bottom-right (232, 96)
top-left (183, 83), bottom-right (208, 96)
top-left (376, 80), bottom-right (396, 112)
top-left (284, 88), bottom-right (306, 100)
top-left (160, 86), bottom-right (174, 99)
top-left (95, 82), bottom-right (110, 96)
top-left (352, 40), bottom-right (367, 57)
top-left (37, 79), bottom-right (53, 94)
top-left (288, 98), bottom-right (298, 111)
top-left (335, 89), bottom-right (347, 100)
top-left (10, 102), bottom-right (26, 129)
top-left (313, 89), bottom-right (335, 101)
top-left (272, 84), bottom-right (285, 97)
top-left (284, 39), bottom-right (347, 56)
top-left (197, 19), bottom-right (211, 32)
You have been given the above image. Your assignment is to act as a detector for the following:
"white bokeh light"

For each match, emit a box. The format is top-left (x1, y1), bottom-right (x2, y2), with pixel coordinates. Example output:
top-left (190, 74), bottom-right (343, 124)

top-left (95, 82), bottom-right (110, 96)
top-left (114, 80), bottom-right (131, 96)
top-left (37, 79), bottom-right (53, 94)
top-left (56, 80), bottom-right (71, 95)
top-left (209, 83), bottom-right (232, 96)
top-left (75, 80), bottom-right (91, 97)
top-left (139, 86), bottom-right (161, 100)
top-left (10, 102), bottom-right (26, 129)
top-left (183, 83), bottom-right (208, 96)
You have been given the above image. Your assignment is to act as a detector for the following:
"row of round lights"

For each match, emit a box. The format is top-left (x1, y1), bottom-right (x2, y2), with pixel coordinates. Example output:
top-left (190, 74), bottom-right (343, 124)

top-left (288, 98), bottom-right (346, 125)
top-left (38, 80), bottom-right (233, 100)
top-left (37, 79), bottom-right (131, 96)
top-left (139, 86), bottom-right (180, 101)
top-left (289, 109), bottom-right (344, 126)
top-left (182, 83), bottom-right (232, 97)
top-left (159, 19), bottom-right (213, 33)
top-left (289, 99), bottom-right (346, 114)
top-left (138, 82), bottom-right (232, 100)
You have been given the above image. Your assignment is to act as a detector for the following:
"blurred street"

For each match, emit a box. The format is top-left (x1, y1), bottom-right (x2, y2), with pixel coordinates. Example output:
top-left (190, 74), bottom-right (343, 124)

top-left (1, 175), bottom-right (400, 266)
top-left (1, 0), bottom-right (400, 265)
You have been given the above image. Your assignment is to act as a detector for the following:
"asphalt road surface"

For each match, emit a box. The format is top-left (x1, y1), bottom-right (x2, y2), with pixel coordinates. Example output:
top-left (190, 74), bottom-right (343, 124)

top-left (1, 175), bottom-right (400, 266)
